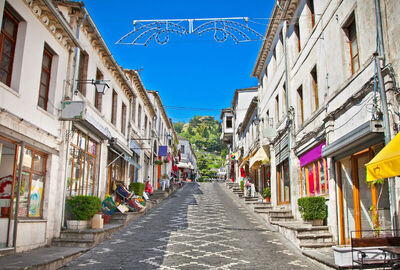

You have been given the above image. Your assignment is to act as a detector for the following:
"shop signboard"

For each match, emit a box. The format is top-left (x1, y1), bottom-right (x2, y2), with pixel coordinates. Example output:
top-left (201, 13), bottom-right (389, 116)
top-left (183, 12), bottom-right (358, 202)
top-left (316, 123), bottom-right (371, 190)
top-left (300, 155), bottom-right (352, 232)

top-left (61, 101), bottom-right (112, 139)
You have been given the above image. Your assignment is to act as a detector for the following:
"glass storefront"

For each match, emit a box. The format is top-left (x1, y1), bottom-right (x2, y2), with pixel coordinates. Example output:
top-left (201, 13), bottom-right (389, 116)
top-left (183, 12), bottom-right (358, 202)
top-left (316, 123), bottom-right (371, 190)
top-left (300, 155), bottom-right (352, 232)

top-left (301, 158), bottom-right (328, 197)
top-left (66, 128), bottom-right (98, 197)
top-left (0, 136), bottom-right (47, 248)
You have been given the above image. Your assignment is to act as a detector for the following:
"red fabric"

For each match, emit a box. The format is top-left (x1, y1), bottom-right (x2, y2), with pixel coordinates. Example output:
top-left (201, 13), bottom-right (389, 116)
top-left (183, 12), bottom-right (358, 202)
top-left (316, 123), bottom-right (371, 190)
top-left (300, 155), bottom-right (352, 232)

top-left (240, 168), bottom-right (246, 177)
top-left (145, 181), bottom-right (153, 195)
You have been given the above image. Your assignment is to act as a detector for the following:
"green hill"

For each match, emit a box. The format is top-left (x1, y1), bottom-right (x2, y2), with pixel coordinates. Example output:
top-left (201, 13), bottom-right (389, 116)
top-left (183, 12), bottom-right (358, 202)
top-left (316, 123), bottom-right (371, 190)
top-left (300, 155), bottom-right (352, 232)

top-left (174, 116), bottom-right (228, 179)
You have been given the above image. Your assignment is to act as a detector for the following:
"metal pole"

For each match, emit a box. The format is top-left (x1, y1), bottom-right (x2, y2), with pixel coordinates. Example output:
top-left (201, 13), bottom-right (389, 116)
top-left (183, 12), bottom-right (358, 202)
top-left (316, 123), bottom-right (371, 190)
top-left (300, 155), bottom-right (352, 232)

top-left (375, 55), bottom-right (397, 232)
top-left (283, 20), bottom-right (292, 202)
top-left (12, 142), bottom-right (24, 248)
top-left (373, 0), bottom-right (396, 232)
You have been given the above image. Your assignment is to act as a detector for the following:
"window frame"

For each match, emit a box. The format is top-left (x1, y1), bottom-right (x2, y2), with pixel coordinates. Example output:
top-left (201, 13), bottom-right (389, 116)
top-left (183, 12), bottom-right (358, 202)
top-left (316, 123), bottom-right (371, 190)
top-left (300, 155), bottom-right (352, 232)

top-left (344, 14), bottom-right (360, 75)
top-left (297, 85), bottom-right (304, 125)
top-left (94, 69), bottom-right (103, 112)
top-left (121, 102), bottom-right (126, 135)
top-left (37, 47), bottom-right (53, 111)
top-left (111, 90), bottom-right (118, 125)
top-left (0, 8), bottom-right (19, 86)
top-left (16, 146), bottom-right (48, 218)
top-left (77, 51), bottom-right (88, 96)
top-left (311, 66), bottom-right (318, 111)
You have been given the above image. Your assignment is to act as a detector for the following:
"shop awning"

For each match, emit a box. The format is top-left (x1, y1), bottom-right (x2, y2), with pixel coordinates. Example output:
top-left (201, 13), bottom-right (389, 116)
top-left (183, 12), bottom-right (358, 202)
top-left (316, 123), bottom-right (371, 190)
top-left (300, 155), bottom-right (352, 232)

top-left (239, 149), bottom-right (257, 168)
top-left (366, 132), bottom-right (400, 182)
top-left (123, 154), bottom-right (141, 169)
top-left (249, 146), bottom-right (270, 169)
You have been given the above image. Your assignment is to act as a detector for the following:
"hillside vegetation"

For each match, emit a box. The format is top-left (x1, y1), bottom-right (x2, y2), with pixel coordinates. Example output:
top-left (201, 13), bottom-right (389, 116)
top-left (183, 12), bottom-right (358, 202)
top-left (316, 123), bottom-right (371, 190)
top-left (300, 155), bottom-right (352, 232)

top-left (174, 116), bottom-right (227, 179)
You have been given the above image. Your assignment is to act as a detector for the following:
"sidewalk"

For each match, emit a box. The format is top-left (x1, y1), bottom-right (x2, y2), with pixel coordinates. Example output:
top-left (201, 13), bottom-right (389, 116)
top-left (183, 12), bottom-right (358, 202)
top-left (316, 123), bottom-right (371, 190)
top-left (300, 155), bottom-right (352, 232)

top-left (0, 184), bottom-right (182, 270)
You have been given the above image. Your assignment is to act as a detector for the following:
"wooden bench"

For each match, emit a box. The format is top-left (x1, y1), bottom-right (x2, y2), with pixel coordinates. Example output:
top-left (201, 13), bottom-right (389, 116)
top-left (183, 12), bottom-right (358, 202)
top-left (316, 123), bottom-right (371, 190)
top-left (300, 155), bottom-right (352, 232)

top-left (351, 235), bottom-right (400, 269)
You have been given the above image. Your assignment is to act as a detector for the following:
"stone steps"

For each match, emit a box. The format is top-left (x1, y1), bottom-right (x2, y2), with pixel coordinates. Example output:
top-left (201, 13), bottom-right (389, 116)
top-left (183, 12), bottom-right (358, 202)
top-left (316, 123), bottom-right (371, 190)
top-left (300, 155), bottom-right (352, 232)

top-left (300, 242), bottom-right (336, 249)
top-left (52, 238), bottom-right (95, 248)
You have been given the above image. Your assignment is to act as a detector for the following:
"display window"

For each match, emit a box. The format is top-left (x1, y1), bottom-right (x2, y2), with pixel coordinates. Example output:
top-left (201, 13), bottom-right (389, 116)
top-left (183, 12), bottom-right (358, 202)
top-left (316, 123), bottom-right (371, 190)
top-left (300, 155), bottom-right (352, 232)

top-left (301, 158), bottom-right (328, 197)
top-left (66, 128), bottom-right (98, 197)
top-left (15, 147), bottom-right (47, 218)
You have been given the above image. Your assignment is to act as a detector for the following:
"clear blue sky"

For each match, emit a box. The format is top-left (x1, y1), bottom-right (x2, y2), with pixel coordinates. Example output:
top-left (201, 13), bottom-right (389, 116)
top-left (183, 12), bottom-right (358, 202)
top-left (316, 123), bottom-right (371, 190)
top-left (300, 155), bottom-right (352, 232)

top-left (80, 0), bottom-right (273, 122)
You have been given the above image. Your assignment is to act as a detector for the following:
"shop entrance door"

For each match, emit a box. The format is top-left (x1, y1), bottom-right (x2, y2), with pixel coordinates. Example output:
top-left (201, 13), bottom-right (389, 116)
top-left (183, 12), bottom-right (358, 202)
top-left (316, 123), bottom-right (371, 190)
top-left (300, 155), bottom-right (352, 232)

top-left (277, 160), bottom-right (290, 204)
top-left (337, 146), bottom-right (390, 244)
top-left (0, 137), bottom-right (17, 249)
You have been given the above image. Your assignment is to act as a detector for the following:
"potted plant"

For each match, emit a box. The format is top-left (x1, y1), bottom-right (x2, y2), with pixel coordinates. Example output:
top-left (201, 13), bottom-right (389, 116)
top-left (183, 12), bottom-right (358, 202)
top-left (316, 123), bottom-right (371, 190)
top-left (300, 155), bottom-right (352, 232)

top-left (240, 180), bottom-right (244, 191)
top-left (154, 160), bottom-right (163, 165)
top-left (66, 195), bottom-right (101, 230)
top-left (298, 196), bottom-right (327, 226)
top-left (129, 182), bottom-right (146, 196)
top-left (262, 187), bottom-right (271, 202)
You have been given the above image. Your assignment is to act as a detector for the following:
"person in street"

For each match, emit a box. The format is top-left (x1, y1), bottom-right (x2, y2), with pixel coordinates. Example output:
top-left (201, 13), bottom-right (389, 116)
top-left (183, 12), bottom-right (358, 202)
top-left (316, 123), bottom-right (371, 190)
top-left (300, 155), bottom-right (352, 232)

top-left (145, 179), bottom-right (153, 195)
top-left (160, 174), bottom-right (170, 191)
top-left (244, 178), bottom-right (250, 197)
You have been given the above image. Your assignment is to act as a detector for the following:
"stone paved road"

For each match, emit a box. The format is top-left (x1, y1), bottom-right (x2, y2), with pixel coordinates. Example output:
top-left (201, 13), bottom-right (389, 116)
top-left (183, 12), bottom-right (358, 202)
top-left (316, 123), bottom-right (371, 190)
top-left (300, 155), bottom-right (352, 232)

top-left (63, 182), bottom-right (319, 269)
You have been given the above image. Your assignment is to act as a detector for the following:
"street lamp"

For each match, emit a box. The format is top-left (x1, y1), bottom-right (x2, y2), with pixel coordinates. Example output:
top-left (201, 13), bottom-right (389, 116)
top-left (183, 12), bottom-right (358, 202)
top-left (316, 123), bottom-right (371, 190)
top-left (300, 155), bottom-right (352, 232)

top-left (75, 79), bottom-right (110, 95)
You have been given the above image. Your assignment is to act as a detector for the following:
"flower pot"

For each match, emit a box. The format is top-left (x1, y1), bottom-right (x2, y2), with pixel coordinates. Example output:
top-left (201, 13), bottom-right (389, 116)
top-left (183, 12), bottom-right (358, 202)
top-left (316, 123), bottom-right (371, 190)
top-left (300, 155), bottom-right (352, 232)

top-left (265, 197), bottom-right (270, 203)
top-left (66, 220), bottom-right (90, 230)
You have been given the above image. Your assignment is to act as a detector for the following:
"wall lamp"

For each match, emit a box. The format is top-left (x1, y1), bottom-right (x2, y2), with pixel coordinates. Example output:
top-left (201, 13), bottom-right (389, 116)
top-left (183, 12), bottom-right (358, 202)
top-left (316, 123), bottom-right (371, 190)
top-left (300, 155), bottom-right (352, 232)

top-left (253, 116), bottom-right (261, 126)
top-left (75, 79), bottom-right (110, 95)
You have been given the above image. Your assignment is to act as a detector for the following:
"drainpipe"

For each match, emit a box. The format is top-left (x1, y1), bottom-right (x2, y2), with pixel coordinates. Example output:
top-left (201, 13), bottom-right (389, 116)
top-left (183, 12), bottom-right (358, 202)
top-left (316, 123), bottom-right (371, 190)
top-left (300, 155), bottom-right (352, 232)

top-left (232, 111), bottom-right (236, 183)
top-left (373, 0), bottom-right (397, 232)
top-left (61, 12), bottom-right (86, 228)
top-left (283, 20), bottom-right (292, 204)
top-left (12, 142), bottom-right (24, 248)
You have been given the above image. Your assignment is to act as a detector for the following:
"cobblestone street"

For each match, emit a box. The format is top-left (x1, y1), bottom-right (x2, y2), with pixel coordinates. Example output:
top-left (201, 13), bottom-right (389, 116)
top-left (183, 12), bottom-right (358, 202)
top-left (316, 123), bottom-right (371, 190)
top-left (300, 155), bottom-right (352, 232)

top-left (63, 183), bottom-right (319, 269)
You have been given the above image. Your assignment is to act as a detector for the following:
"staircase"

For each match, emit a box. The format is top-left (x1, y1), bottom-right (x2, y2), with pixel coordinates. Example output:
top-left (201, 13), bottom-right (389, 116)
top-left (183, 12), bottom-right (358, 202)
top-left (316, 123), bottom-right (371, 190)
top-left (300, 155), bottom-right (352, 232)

top-left (225, 183), bottom-right (335, 251)
top-left (52, 223), bottom-right (123, 248)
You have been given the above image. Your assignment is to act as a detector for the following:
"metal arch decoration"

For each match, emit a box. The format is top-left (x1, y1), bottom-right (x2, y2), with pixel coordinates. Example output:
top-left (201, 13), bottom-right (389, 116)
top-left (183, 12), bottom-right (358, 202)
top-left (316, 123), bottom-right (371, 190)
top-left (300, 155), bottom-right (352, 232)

top-left (116, 17), bottom-right (264, 46)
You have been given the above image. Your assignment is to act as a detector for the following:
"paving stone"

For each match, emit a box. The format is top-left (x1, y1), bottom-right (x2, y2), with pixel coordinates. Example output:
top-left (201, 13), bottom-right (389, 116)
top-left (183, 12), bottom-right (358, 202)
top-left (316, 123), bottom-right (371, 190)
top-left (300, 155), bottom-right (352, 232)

top-left (62, 182), bottom-right (319, 270)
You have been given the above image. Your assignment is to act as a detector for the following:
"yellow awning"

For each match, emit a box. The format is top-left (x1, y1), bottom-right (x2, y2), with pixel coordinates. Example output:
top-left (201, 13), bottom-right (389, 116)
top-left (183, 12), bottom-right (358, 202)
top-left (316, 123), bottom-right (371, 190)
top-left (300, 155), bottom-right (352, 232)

top-left (366, 132), bottom-right (400, 182)
top-left (250, 146), bottom-right (270, 169)
top-left (239, 149), bottom-right (257, 168)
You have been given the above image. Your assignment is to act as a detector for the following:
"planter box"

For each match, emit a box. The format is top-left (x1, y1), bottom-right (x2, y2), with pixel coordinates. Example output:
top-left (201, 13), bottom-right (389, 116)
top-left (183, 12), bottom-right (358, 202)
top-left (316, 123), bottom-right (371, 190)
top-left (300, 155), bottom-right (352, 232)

top-left (304, 219), bottom-right (323, 226)
top-left (332, 245), bottom-right (385, 267)
top-left (66, 220), bottom-right (90, 230)
top-left (333, 245), bottom-right (353, 267)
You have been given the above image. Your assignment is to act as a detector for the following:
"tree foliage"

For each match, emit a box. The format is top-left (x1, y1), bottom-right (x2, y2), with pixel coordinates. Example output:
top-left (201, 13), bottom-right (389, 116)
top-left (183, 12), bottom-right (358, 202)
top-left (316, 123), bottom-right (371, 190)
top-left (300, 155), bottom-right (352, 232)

top-left (173, 116), bottom-right (228, 179)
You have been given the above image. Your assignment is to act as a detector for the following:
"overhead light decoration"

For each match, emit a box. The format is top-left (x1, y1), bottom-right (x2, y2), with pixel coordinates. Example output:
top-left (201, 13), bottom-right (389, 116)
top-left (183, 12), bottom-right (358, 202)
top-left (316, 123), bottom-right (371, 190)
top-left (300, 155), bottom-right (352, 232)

top-left (116, 17), bottom-right (264, 46)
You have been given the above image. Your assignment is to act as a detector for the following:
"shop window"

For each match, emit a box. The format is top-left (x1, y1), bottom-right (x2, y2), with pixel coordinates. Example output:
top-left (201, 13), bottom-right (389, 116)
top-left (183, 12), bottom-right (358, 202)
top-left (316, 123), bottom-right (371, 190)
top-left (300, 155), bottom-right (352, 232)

top-left (38, 47), bottom-right (53, 111)
top-left (16, 147), bottom-right (47, 217)
top-left (111, 90), bottom-right (118, 125)
top-left (121, 102), bottom-right (126, 135)
top-left (301, 158), bottom-right (328, 197)
top-left (107, 150), bottom-right (125, 194)
top-left (66, 128), bottom-right (98, 197)
top-left (94, 69), bottom-right (103, 112)
top-left (77, 51), bottom-right (88, 96)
